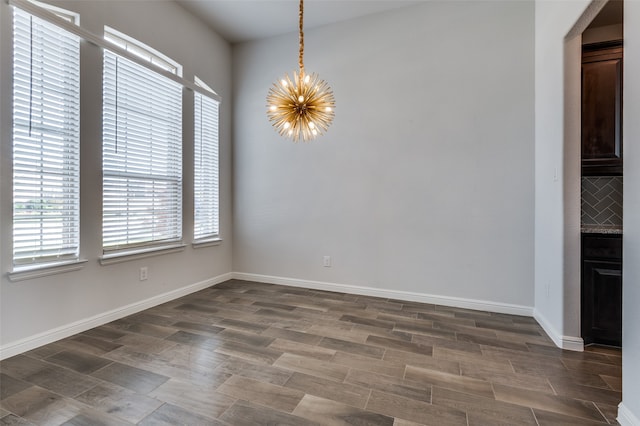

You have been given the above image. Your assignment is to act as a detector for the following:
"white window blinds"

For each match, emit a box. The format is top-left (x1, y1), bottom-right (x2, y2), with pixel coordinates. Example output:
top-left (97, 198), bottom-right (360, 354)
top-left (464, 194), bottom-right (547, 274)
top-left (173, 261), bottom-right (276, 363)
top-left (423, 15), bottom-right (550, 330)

top-left (194, 90), bottom-right (220, 240)
top-left (12, 7), bottom-right (80, 266)
top-left (102, 50), bottom-right (183, 251)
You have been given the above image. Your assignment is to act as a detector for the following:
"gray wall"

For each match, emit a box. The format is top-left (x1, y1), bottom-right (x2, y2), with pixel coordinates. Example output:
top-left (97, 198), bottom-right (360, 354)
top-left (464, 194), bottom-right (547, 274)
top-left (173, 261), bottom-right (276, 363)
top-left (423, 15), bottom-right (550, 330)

top-left (0, 0), bottom-right (233, 353)
top-left (622, 0), bottom-right (640, 422)
top-left (533, 0), bottom-right (591, 349)
top-left (232, 1), bottom-right (535, 309)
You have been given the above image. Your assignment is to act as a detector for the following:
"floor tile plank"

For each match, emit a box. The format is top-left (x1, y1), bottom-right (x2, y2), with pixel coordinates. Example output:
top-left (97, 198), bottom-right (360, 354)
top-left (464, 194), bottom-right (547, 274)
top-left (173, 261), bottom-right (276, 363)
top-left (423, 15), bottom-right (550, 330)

top-left (45, 350), bottom-right (113, 375)
top-left (219, 400), bottom-right (315, 426)
top-left (274, 353), bottom-right (350, 382)
top-left (138, 402), bottom-right (225, 426)
top-left (366, 389), bottom-right (467, 425)
top-left (284, 371), bottom-right (371, 409)
top-left (493, 383), bottom-right (607, 422)
top-left (217, 375), bottom-right (304, 412)
top-left (148, 378), bottom-right (235, 419)
top-left (345, 369), bottom-right (431, 403)
top-left (74, 382), bottom-right (162, 423)
top-left (91, 362), bottom-right (169, 394)
top-left (405, 365), bottom-right (494, 399)
top-left (293, 394), bottom-right (394, 426)
top-left (431, 386), bottom-right (537, 425)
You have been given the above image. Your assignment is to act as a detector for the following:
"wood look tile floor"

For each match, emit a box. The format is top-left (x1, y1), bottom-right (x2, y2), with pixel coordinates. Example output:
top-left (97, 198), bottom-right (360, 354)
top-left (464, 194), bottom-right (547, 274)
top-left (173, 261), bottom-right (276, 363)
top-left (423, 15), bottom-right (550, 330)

top-left (0, 280), bottom-right (622, 425)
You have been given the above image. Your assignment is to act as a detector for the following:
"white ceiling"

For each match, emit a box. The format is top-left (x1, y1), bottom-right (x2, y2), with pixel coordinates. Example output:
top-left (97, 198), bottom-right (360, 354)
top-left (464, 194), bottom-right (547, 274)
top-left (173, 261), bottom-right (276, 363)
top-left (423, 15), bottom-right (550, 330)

top-left (175, 0), bottom-right (423, 44)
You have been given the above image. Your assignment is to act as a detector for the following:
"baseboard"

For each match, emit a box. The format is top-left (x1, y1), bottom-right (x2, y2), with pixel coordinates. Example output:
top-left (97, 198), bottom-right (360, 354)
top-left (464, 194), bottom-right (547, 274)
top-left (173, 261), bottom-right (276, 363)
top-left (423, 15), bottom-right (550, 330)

top-left (618, 403), bottom-right (640, 426)
top-left (533, 308), bottom-right (584, 351)
top-left (0, 272), bottom-right (233, 360)
top-left (232, 272), bottom-right (533, 317)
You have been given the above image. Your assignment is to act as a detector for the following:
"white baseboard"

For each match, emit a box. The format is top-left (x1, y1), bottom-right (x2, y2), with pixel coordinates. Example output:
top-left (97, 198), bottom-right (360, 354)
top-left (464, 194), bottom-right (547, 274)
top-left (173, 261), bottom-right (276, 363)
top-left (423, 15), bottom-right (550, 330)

top-left (0, 272), bottom-right (233, 360)
top-left (533, 308), bottom-right (584, 351)
top-left (232, 272), bottom-right (533, 317)
top-left (618, 403), bottom-right (640, 426)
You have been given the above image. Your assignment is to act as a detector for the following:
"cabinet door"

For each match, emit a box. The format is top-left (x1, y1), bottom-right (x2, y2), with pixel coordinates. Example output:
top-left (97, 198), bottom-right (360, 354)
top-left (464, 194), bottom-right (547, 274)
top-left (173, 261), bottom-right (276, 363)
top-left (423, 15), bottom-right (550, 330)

top-left (582, 260), bottom-right (622, 346)
top-left (582, 46), bottom-right (623, 175)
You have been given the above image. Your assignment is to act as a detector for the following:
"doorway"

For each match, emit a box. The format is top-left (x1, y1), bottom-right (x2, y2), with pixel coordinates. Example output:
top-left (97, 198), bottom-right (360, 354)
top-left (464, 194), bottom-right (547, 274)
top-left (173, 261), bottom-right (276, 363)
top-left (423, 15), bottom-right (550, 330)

top-left (579, 0), bottom-right (624, 348)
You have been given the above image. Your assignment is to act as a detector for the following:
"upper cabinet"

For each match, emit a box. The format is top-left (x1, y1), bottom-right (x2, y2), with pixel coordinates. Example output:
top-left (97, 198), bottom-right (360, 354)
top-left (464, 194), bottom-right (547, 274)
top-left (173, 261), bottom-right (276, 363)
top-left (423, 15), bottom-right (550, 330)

top-left (582, 42), bottom-right (623, 176)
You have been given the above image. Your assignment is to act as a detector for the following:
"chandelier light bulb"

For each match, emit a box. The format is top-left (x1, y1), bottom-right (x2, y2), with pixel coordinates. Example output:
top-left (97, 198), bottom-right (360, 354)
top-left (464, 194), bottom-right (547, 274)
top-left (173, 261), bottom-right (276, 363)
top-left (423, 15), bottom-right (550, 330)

top-left (265, 0), bottom-right (335, 142)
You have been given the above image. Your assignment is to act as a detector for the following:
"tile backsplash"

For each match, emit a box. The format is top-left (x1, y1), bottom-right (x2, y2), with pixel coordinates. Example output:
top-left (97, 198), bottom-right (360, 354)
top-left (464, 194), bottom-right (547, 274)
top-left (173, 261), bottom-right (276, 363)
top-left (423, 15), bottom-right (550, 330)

top-left (581, 176), bottom-right (623, 226)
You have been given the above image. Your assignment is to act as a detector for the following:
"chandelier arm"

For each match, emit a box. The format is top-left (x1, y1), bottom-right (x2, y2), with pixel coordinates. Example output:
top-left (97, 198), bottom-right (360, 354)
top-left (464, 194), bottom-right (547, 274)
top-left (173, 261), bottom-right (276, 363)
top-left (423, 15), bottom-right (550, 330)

top-left (299, 0), bottom-right (304, 72)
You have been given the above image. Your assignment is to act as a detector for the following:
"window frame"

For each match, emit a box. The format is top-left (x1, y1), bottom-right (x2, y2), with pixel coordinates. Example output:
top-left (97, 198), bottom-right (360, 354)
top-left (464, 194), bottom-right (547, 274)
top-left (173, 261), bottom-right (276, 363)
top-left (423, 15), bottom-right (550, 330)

top-left (11, 4), bottom-right (82, 270)
top-left (193, 76), bottom-right (221, 244)
top-left (101, 31), bottom-right (184, 256)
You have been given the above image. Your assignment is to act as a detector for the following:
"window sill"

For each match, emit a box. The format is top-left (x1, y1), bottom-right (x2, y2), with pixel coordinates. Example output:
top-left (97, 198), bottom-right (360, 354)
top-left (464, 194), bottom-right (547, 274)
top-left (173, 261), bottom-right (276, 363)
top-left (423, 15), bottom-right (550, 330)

top-left (192, 237), bottom-right (223, 249)
top-left (8, 259), bottom-right (88, 282)
top-left (100, 243), bottom-right (186, 265)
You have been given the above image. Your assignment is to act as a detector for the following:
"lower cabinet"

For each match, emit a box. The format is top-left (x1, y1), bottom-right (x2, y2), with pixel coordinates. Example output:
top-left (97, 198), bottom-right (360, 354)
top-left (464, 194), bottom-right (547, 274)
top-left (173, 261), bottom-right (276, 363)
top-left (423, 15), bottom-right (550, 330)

top-left (582, 234), bottom-right (622, 347)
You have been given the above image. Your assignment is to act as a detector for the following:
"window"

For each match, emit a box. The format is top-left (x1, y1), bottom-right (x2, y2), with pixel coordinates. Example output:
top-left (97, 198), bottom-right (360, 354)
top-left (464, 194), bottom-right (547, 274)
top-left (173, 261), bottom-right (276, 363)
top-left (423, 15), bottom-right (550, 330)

top-left (193, 78), bottom-right (220, 241)
top-left (102, 32), bottom-right (183, 252)
top-left (12, 7), bottom-right (80, 266)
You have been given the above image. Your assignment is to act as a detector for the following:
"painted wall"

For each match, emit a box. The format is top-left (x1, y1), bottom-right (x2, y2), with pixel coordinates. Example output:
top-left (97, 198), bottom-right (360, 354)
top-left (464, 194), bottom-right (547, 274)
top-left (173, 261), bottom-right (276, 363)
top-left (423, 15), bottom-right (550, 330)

top-left (0, 0), bottom-right (233, 356)
top-left (533, 0), bottom-right (591, 348)
top-left (232, 1), bottom-right (535, 311)
top-left (622, 1), bottom-right (640, 423)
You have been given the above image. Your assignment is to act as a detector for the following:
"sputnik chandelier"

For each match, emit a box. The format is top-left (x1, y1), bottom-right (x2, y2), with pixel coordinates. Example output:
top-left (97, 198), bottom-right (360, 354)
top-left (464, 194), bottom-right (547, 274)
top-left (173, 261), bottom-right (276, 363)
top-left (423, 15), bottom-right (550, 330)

top-left (266, 0), bottom-right (335, 142)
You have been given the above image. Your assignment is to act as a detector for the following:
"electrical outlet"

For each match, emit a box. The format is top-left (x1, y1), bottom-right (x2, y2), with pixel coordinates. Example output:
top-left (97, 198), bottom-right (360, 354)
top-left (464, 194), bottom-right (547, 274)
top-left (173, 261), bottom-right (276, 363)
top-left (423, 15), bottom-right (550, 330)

top-left (140, 266), bottom-right (148, 281)
top-left (323, 256), bottom-right (331, 267)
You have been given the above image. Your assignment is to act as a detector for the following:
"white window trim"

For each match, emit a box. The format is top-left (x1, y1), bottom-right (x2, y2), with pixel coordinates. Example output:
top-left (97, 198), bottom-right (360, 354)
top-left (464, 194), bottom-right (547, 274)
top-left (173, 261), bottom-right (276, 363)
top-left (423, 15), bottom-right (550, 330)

top-left (99, 243), bottom-right (186, 266)
top-left (104, 26), bottom-right (182, 76)
top-left (8, 259), bottom-right (88, 282)
top-left (192, 238), bottom-right (222, 249)
top-left (194, 75), bottom-right (218, 96)
top-left (29, 0), bottom-right (79, 24)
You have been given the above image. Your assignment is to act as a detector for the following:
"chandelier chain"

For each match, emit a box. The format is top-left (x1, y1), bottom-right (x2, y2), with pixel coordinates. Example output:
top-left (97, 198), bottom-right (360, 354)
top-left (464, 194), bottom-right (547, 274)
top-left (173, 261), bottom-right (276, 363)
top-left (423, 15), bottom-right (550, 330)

top-left (299, 0), bottom-right (304, 72)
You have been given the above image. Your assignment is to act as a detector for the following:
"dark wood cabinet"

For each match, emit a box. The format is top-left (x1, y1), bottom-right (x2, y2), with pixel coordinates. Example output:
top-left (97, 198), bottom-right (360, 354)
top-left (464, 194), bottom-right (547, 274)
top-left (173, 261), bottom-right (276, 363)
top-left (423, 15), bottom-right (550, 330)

top-left (582, 233), bottom-right (622, 347)
top-left (582, 42), bottom-right (623, 176)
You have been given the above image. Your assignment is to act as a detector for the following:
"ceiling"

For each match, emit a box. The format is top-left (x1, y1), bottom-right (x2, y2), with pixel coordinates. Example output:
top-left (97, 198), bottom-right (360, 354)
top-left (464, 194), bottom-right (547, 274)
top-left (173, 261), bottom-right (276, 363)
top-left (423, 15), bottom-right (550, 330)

top-left (175, 0), bottom-right (423, 44)
top-left (587, 0), bottom-right (623, 29)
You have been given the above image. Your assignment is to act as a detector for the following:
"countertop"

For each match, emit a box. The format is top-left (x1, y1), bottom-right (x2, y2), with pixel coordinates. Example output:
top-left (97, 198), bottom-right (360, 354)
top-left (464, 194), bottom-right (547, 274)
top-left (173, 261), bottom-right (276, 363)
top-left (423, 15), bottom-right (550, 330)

top-left (581, 225), bottom-right (623, 235)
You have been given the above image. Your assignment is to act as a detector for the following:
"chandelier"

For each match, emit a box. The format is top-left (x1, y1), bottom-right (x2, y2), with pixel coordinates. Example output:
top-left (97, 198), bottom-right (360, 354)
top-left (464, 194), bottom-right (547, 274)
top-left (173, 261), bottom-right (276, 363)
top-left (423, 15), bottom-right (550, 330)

top-left (266, 0), bottom-right (335, 142)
